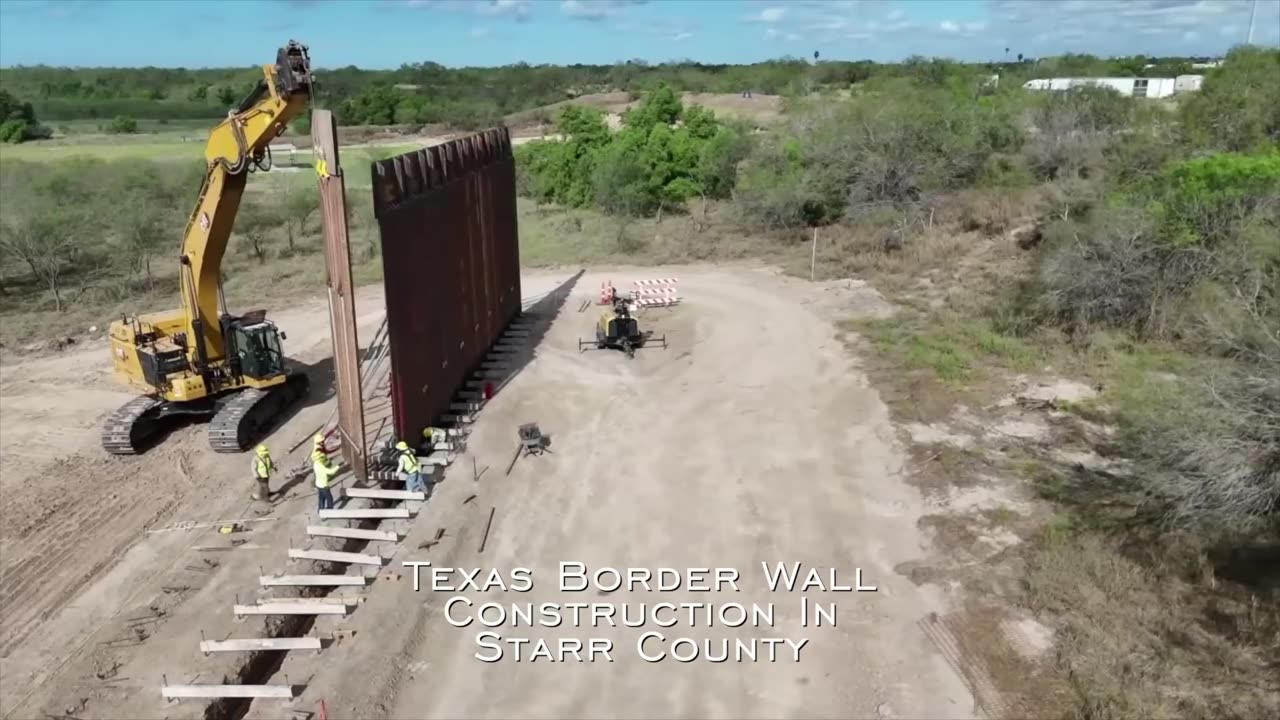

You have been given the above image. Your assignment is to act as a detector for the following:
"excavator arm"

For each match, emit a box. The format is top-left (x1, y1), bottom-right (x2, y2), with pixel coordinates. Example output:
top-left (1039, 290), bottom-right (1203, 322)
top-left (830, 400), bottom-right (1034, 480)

top-left (179, 40), bottom-right (312, 375)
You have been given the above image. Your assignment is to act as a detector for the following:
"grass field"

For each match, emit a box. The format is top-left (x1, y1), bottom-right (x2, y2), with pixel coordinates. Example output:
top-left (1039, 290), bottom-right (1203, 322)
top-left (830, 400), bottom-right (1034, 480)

top-left (0, 133), bottom-right (422, 170)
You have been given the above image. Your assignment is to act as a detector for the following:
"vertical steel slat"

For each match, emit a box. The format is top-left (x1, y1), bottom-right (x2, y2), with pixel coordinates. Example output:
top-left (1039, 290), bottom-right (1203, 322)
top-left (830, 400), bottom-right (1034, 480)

top-left (313, 109), bottom-right (367, 482)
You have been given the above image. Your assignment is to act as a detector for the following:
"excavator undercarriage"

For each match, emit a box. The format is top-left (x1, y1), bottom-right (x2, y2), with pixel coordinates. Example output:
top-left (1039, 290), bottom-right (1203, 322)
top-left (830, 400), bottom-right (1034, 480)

top-left (101, 374), bottom-right (309, 454)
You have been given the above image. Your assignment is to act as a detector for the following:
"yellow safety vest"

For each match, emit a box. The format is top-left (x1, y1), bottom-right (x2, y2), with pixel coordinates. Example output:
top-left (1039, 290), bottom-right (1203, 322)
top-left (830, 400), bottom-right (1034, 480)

top-left (397, 450), bottom-right (421, 474)
top-left (254, 456), bottom-right (272, 479)
top-left (314, 459), bottom-right (337, 489)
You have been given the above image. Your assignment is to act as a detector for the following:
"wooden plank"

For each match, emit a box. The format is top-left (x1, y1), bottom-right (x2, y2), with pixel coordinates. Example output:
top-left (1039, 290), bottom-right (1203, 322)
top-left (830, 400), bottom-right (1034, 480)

top-left (344, 488), bottom-right (426, 501)
top-left (306, 525), bottom-right (398, 542)
top-left (234, 603), bottom-right (348, 616)
top-left (319, 508), bottom-right (411, 520)
top-left (450, 402), bottom-right (482, 411)
top-left (259, 596), bottom-right (357, 605)
top-left (440, 414), bottom-right (475, 423)
top-left (288, 548), bottom-right (383, 566)
top-left (478, 370), bottom-right (507, 379)
top-left (163, 684), bottom-right (296, 700)
top-left (200, 637), bottom-right (322, 653)
top-left (259, 574), bottom-right (367, 587)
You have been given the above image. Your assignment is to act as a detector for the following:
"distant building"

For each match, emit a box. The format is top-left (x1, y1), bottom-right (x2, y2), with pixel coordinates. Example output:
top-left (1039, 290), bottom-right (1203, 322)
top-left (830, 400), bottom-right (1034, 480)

top-left (1174, 74), bottom-right (1205, 92)
top-left (1021, 76), bottom-right (1204, 98)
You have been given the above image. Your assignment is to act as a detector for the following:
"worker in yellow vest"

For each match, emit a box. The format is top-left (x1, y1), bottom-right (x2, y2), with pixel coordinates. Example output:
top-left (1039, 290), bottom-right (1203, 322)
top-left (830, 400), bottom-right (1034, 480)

top-left (251, 444), bottom-right (274, 501)
top-left (314, 454), bottom-right (339, 511)
top-left (395, 440), bottom-right (427, 495)
top-left (311, 433), bottom-right (329, 463)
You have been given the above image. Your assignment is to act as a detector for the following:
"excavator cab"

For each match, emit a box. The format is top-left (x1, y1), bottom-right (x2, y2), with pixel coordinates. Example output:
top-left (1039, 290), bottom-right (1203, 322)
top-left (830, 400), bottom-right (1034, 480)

top-left (226, 319), bottom-right (288, 382)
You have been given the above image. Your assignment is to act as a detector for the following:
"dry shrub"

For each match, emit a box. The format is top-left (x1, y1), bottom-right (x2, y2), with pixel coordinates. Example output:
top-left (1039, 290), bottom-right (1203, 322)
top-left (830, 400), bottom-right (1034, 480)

top-left (819, 223), bottom-right (971, 280)
top-left (1023, 129), bottom-right (1108, 183)
top-left (945, 187), bottom-right (1043, 237)
top-left (1028, 525), bottom-right (1280, 720)
top-left (1024, 86), bottom-right (1133, 182)
top-left (1035, 209), bottom-right (1177, 337)
top-left (1137, 349), bottom-right (1280, 529)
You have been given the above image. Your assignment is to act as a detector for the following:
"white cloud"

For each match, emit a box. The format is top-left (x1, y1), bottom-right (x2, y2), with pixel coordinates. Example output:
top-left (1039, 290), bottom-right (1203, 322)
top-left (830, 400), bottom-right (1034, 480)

top-left (673, 30), bottom-right (693, 41)
top-left (990, 0), bottom-right (1278, 56)
top-left (939, 20), bottom-right (960, 33)
top-left (560, 0), bottom-right (648, 22)
top-left (887, 9), bottom-right (904, 21)
top-left (479, 0), bottom-right (531, 17)
top-left (747, 7), bottom-right (787, 23)
top-left (387, 0), bottom-right (532, 19)
top-left (470, 26), bottom-right (491, 37)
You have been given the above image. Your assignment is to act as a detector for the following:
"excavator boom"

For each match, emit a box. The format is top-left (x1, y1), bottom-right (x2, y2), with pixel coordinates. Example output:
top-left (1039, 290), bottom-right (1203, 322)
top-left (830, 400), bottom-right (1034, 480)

top-left (180, 40), bottom-right (311, 372)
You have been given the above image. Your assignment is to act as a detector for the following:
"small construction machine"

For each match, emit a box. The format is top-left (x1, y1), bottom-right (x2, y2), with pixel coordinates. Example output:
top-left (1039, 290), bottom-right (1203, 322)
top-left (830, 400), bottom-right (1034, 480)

top-left (578, 297), bottom-right (666, 359)
top-left (102, 40), bottom-right (314, 455)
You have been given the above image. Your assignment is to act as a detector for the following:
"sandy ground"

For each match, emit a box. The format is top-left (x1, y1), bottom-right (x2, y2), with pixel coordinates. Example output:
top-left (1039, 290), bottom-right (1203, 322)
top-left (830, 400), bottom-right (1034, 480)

top-left (0, 285), bottom-right (386, 719)
top-left (0, 266), bottom-right (975, 720)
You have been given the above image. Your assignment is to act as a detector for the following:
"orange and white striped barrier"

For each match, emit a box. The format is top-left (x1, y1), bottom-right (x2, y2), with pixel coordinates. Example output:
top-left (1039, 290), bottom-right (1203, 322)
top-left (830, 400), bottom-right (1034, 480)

top-left (632, 297), bottom-right (679, 308)
top-left (629, 278), bottom-right (680, 308)
top-left (598, 281), bottom-right (616, 304)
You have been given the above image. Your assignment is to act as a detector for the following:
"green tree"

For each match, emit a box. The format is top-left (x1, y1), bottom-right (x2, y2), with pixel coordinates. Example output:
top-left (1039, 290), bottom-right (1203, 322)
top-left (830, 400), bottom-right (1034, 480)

top-left (108, 115), bottom-right (138, 134)
top-left (622, 82), bottom-right (682, 132)
top-left (0, 89), bottom-right (50, 143)
top-left (1180, 46), bottom-right (1280, 153)
top-left (215, 85), bottom-right (237, 106)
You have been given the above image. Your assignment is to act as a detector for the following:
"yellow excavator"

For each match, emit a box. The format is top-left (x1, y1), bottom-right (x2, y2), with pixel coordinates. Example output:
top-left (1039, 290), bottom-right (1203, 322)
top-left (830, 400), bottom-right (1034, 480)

top-left (102, 40), bottom-right (313, 455)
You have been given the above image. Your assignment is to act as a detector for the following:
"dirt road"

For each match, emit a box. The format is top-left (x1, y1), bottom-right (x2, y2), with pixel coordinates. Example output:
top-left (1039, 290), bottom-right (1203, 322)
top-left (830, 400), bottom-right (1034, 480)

top-left (0, 267), bottom-right (975, 719)
top-left (248, 268), bottom-right (975, 720)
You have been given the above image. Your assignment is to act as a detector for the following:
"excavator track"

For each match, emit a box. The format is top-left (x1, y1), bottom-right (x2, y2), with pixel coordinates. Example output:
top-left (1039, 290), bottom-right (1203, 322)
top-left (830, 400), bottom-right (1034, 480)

top-left (101, 396), bottom-right (166, 455)
top-left (207, 372), bottom-right (310, 453)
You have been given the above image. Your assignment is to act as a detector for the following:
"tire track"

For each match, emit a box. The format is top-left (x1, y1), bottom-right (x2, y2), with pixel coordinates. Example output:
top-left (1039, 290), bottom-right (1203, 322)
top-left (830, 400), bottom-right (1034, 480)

top-left (0, 494), bottom-right (179, 657)
top-left (0, 439), bottom-right (193, 658)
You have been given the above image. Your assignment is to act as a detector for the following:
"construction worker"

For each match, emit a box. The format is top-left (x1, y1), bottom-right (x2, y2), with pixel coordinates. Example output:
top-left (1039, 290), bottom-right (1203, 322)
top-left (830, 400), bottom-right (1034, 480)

top-left (311, 433), bottom-right (329, 463)
top-left (396, 440), bottom-right (427, 495)
top-left (419, 426), bottom-right (442, 455)
top-left (313, 453), bottom-right (339, 512)
top-left (250, 444), bottom-right (274, 501)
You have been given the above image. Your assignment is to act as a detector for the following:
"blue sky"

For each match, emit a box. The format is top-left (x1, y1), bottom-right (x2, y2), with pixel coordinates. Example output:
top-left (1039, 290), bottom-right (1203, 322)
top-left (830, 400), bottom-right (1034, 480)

top-left (1, 0), bottom-right (1277, 68)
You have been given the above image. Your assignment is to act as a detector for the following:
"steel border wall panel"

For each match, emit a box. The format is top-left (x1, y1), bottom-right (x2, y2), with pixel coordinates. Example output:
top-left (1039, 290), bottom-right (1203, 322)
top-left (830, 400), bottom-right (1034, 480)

top-left (312, 109), bottom-right (366, 482)
top-left (373, 127), bottom-right (520, 442)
